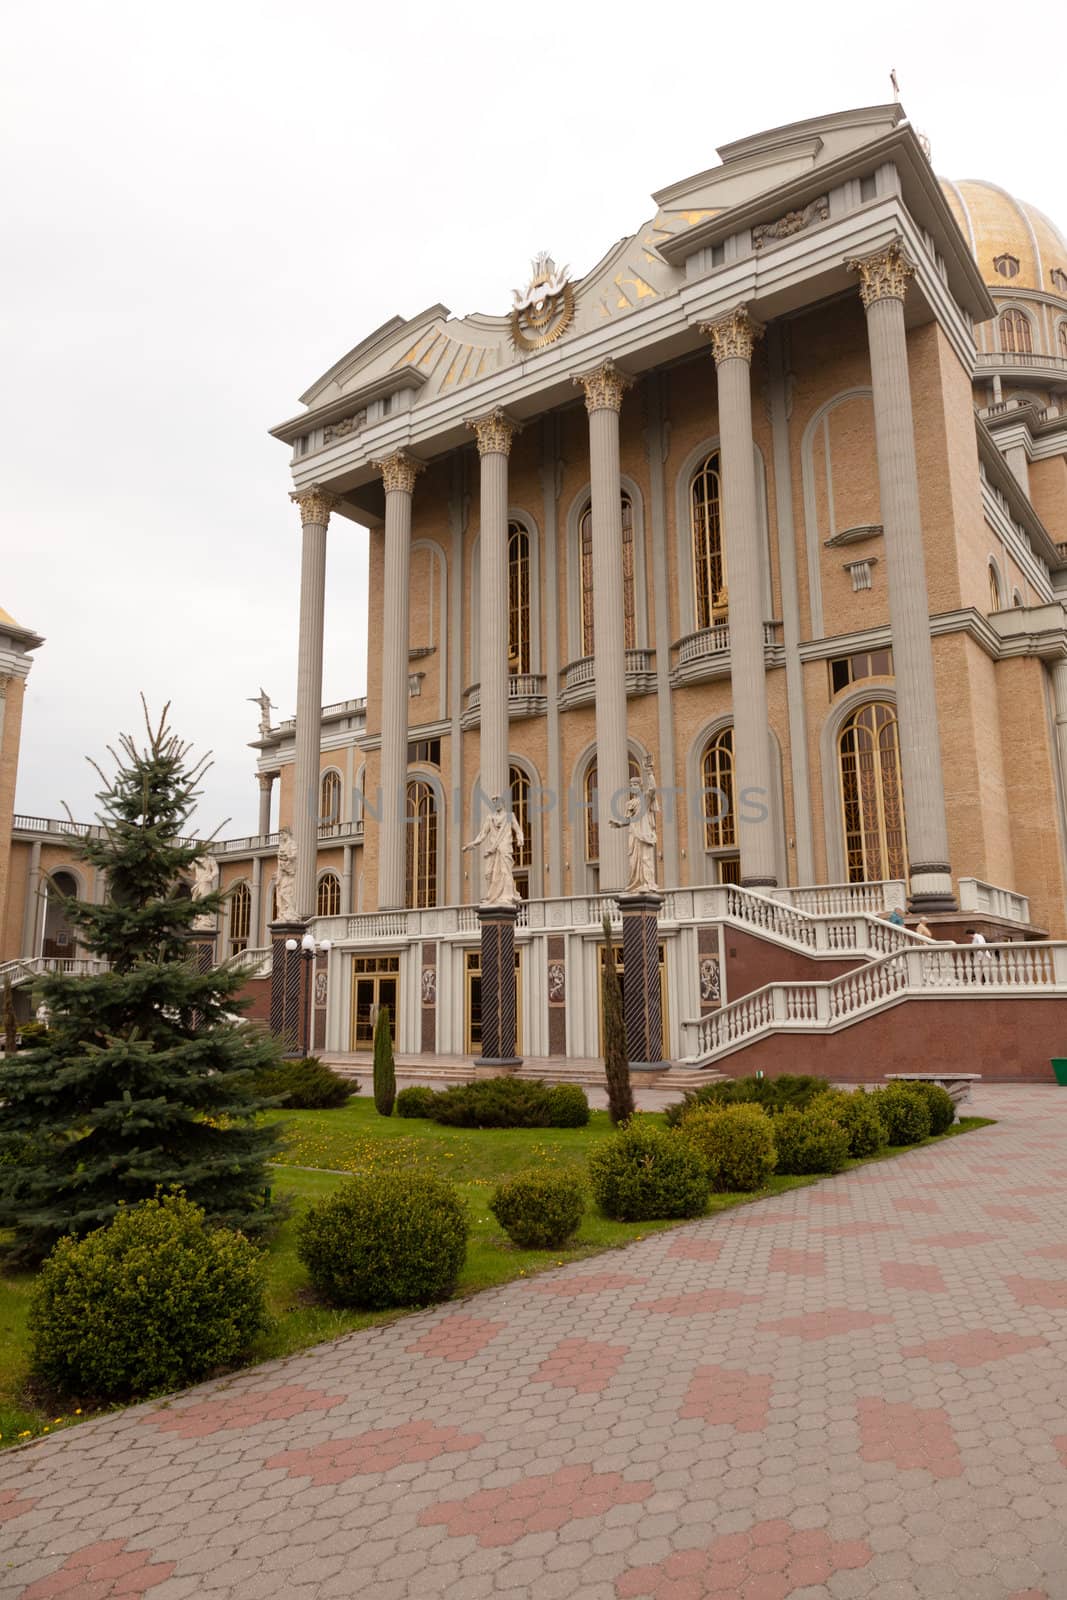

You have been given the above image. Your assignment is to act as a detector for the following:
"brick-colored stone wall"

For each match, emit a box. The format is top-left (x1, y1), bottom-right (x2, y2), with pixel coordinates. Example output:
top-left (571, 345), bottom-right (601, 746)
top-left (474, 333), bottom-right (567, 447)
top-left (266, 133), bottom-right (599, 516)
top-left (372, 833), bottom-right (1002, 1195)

top-left (722, 925), bottom-right (862, 1001)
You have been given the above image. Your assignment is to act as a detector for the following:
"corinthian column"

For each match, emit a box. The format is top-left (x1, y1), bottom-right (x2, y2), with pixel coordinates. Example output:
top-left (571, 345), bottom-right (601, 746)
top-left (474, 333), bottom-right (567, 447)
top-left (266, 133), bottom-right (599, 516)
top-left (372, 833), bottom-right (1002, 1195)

top-left (701, 307), bottom-right (777, 888)
top-left (575, 360), bottom-right (633, 892)
top-left (374, 451), bottom-right (424, 909)
top-left (290, 487), bottom-right (336, 920)
top-left (847, 242), bottom-right (955, 910)
top-left (467, 410), bottom-right (519, 810)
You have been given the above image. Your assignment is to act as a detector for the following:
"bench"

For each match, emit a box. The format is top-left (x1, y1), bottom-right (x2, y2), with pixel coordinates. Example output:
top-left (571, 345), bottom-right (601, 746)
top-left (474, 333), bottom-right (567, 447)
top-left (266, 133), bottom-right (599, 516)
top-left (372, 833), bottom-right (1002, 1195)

top-left (884, 1072), bottom-right (981, 1108)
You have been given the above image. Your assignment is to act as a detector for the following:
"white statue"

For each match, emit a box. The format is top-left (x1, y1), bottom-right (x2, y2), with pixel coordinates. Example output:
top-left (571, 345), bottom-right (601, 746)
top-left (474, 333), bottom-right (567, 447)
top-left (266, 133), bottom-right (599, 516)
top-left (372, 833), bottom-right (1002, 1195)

top-left (610, 759), bottom-right (660, 894)
top-left (248, 688), bottom-right (274, 738)
top-left (463, 795), bottom-right (524, 907)
top-left (191, 854), bottom-right (219, 930)
top-left (275, 826), bottom-right (298, 922)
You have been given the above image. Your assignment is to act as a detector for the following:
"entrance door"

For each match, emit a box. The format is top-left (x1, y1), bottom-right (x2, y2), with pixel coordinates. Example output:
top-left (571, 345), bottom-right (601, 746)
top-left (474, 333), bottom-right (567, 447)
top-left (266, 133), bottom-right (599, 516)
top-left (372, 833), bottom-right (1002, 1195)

top-left (350, 955), bottom-right (400, 1051)
top-left (465, 948), bottom-right (523, 1054)
top-left (597, 942), bottom-right (669, 1051)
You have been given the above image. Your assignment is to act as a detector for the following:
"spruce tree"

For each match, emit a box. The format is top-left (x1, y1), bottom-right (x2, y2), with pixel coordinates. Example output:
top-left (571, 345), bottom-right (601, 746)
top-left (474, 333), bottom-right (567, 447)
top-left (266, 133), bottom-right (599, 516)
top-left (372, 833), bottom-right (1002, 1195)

top-left (0, 703), bottom-right (283, 1265)
top-left (3, 975), bottom-right (16, 1057)
top-left (372, 1004), bottom-right (396, 1117)
top-left (601, 917), bottom-right (635, 1126)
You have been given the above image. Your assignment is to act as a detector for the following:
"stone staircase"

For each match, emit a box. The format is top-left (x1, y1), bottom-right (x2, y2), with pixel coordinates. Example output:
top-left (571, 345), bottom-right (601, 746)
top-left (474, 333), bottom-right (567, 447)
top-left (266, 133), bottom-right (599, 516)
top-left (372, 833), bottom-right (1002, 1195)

top-left (321, 1052), bottom-right (730, 1092)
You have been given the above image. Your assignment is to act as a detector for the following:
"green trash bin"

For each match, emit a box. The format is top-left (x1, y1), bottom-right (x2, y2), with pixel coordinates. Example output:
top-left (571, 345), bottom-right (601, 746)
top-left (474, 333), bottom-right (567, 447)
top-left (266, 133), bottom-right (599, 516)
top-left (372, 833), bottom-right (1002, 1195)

top-left (1052, 1059), bottom-right (1067, 1086)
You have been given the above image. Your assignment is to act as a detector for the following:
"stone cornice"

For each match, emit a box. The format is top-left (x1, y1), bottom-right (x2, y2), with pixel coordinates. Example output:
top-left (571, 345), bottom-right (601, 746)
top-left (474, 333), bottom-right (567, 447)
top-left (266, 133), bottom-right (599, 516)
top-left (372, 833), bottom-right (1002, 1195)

top-left (976, 420), bottom-right (1063, 570)
top-left (796, 608), bottom-right (1025, 665)
top-left (272, 369), bottom-right (428, 446)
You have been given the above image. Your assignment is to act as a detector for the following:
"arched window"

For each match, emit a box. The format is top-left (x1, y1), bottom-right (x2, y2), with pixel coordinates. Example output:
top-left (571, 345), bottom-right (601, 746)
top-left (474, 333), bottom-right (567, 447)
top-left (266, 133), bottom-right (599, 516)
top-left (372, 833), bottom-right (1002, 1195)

top-left (580, 495), bottom-right (636, 657)
top-left (702, 728), bottom-right (736, 851)
top-left (999, 308), bottom-right (1032, 355)
top-left (1059, 323), bottom-right (1067, 360)
top-left (584, 752), bottom-right (641, 865)
top-left (320, 770), bottom-right (342, 825)
top-left (989, 561), bottom-right (1003, 612)
top-left (838, 703), bottom-right (908, 883)
top-left (692, 451), bottom-right (726, 629)
top-left (509, 764), bottom-right (533, 898)
top-left (994, 254), bottom-right (1020, 279)
top-left (270, 881), bottom-right (278, 923)
top-left (508, 522), bottom-right (531, 674)
top-left (1051, 269), bottom-right (1067, 294)
top-left (406, 780), bottom-right (438, 908)
top-left (229, 881), bottom-right (251, 953)
top-left (316, 871), bottom-right (341, 917)
top-left (1012, 589), bottom-right (1025, 609)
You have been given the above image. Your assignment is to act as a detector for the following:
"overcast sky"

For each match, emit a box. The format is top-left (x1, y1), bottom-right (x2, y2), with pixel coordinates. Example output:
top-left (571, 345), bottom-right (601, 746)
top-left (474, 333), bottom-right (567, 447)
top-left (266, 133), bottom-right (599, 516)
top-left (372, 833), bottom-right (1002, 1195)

top-left (3, 0), bottom-right (1063, 840)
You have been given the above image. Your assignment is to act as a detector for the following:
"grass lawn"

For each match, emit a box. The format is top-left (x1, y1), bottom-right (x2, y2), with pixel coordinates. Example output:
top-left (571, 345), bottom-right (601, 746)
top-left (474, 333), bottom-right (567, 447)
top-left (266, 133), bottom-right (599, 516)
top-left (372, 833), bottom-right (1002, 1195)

top-left (0, 1098), bottom-right (993, 1449)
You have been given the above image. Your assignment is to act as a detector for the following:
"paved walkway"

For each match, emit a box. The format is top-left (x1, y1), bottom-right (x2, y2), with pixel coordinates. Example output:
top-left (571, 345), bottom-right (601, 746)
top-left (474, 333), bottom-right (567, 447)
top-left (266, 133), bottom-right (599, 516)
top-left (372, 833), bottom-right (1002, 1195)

top-left (3, 1085), bottom-right (1067, 1600)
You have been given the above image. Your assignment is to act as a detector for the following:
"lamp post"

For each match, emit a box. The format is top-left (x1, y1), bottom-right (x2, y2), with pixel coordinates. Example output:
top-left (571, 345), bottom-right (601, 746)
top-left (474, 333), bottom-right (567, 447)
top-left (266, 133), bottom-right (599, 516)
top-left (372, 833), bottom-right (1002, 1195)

top-left (284, 932), bottom-right (332, 1058)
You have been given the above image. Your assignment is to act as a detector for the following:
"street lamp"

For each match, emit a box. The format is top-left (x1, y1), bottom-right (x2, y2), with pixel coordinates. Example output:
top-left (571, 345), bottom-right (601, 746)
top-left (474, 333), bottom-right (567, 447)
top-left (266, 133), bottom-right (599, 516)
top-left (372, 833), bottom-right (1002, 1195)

top-left (287, 931), bottom-right (332, 1058)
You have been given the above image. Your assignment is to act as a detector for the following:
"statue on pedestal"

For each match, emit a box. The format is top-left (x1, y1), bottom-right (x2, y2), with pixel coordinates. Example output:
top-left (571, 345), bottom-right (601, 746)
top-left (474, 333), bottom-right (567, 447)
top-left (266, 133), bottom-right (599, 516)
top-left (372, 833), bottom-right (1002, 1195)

top-left (463, 796), bottom-right (524, 907)
top-left (191, 855), bottom-right (219, 930)
top-left (610, 758), bottom-right (660, 894)
top-left (248, 688), bottom-right (274, 738)
top-left (275, 825), bottom-right (298, 922)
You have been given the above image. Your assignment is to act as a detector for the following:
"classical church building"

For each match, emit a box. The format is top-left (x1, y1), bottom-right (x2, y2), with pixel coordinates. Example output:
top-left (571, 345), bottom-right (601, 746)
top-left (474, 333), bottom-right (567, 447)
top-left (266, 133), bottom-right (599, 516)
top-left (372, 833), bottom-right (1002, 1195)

top-left (5, 101), bottom-right (1067, 1074)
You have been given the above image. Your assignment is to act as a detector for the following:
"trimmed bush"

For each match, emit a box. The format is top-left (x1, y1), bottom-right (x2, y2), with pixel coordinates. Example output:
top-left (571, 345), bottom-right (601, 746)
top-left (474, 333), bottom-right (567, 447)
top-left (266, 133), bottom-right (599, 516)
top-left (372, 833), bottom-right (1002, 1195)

top-left (821, 1088), bottom-right (888, 1158)
top-left (906, 1081), bottom-right (956, 1137)
top-left (297, 1171), bottom-right (467, 1309)
top-left (29, 1192), bottom-right (266, 1400)
top-left (545, 1084), bottom-right (591, 1128)
top-left (870, 1083), bottom-right (932, 1146)
top-left (395, 1085), bottom-right (439, 1119)
top-left (678, 1104), bottom-right (778, 1193)
top-left (254, 1057), bottom-right (356, 1110)
top-left (772, 1106), bottom-right (850, 1175)
top-left (664, 1074), bottom-right (830, 1128)
top-left (373, 1005), bottom-right (396, 1117)
top-left (588, 1121), bottom-right (709, 1221)
top-left (430, 1077), bottom-right (552, 1129)
top-left (489, 1169), bottom-right (585, 1248)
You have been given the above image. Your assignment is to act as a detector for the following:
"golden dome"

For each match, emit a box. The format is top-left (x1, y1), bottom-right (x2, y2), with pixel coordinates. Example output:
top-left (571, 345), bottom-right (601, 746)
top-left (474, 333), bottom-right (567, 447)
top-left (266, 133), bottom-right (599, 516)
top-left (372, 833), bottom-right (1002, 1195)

top-left (941, 179), bottom-right (1067, 297)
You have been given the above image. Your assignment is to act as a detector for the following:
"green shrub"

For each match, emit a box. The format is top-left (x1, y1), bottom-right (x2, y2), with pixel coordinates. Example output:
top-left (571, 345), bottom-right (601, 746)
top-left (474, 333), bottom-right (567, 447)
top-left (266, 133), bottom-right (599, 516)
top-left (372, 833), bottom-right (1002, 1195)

top-left (905, 1081), bottom-right (956, 1136)
top-left (255, 1057), bottom-right (356, 1110)
top-left (297, 1171), bottom-right (467, 1309)
top-left (871, 1083), bottom-right (932, 1145)
top-left (678, 1104), bottom-right (778, 1192)
top-left (395, 1085), bottom-right (439, 1119)
top-left (372, 1005), bottom-right (396, 1117)
top-left (820, 1088), bottom-right (888, 1158)
top-left (15, 1020), bottom-right (48, 1049)
top-left (545, 1084), bottom-right (591, 1128)
top-left (664, 1073), bottom-right (830, 1127)
top-left (588, 1121), bottom-right (709, 1221)
top-left (28, 1192), bottom-right (266, 1400)
top-left (489, 1169), bottom-right (585, 1248)
top-left (430, 1076), bottom-right (553, 1129)
top-left (772, 1106), bottom-right (851, 1175)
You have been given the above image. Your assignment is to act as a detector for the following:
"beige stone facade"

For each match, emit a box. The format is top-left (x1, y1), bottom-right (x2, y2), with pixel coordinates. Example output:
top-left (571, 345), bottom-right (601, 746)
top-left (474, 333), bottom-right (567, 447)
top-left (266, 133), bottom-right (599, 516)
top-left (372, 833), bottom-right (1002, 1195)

top-left (5, 103), bottom-right (1067, 1065)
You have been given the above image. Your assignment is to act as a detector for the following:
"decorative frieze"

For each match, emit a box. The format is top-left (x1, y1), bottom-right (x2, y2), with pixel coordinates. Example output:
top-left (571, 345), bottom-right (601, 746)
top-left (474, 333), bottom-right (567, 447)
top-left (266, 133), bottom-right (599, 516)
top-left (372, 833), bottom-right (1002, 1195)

top-left (323, 409), bottom-right (367, 444)
top-left (575, 359), bottom-right (633, 414)
top-left (846, 240), bottom-right (916, 308)
top-left (373, 450), bottom-right (425, 496)
top-left (466, 408), bottom-right (520, 457)
top-left (290, 487), bottom-right (338, 526)
top-left (700, 305), bottom-right (765, 366)
top-left (753, 195), bottom-right (829, 251)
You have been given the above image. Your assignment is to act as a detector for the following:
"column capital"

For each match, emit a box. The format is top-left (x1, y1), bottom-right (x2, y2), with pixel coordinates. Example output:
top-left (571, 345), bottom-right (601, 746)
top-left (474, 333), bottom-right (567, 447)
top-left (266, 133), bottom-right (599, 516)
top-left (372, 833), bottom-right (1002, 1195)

top-left (700, 305), bottom-right (765, 366)
top-left (372, 450), bottom-right (425, 495)
top-left (257, 772), bottom-right (274, 791)
top-left (466, 408), bottom-right (520, 457)
top-left (290, 486), bottom-right (338, 526)
top-left (575, 359), bottom-right (633, 415)
top-left (846, 240), bottom-right (916, 309)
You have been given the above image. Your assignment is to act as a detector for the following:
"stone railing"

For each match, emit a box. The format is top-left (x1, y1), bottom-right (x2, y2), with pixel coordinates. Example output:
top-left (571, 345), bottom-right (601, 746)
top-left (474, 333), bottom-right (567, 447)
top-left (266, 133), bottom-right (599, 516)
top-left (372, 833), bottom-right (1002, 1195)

top-left (681, 941), bottom-right (1067, 1062)
top-left (223, 946), bottom-right (272, 978)
top-left (272, 696), bottom-right (367, 734)
top-left (770, 881), bottom-right (907, 915)
top-left (212, 820), bottom-right (363, 857)
top-left (0, 955), bottom-right (108, 986)
top-left (315, 894), bottom-right (625, 944)
top-left (957, 877), bottom-right (1031, 924)
top-left (667, 885), bottom-right (924, 958)
top-left (462, 674), bottom-right (548, 719)
top-left (560, 651), bottom-right (656, 704)
top-left (976, 352), bottom-right (1067, 374)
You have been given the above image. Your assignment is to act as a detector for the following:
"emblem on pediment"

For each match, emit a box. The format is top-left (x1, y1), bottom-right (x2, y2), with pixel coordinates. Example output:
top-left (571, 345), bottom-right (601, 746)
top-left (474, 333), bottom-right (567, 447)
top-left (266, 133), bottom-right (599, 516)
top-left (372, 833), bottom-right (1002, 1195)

top-left (752, 196), bottom-right (829, 252)
top-left (510, 252), bottom-right (575, 352)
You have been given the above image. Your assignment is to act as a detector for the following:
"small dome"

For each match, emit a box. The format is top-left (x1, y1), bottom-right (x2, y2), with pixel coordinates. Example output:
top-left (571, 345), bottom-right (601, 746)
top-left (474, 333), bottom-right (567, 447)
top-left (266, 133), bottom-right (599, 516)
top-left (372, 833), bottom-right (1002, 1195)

top-left (941, 179), bottom-right (1067, 297)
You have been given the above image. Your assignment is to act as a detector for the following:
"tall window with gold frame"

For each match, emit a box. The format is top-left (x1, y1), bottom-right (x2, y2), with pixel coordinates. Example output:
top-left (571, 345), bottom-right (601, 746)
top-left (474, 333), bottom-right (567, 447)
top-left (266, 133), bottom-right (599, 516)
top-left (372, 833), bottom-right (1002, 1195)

top-left (1059, 323), bottom-right (1067, 360)
top-left (229, 881), bottom-right (251, 954)
top-left (701, 727), bottom-right (736, 849)
top-left (320, 770), bottom-right (342, 825)
top-left (999, 308), bottom-right (1032, 354)
top-left (692, 451), bottom-right (726, 629)
top-left (507, 521), bottom-right (531, 674)
top-left (509, 764), bottom-right (532, 896)
top-left (988, 562), bottom-right (1002, 613)
top-left (584, 752), bottom-right (641, 866)
top-left (580, 495), bottom-right (636, 657)
top-left (838, 702), bottom-right (908, 883)
top-left (406, 779), bottom-right (438, 908)
top-left (316, 871), bottom-right (341, 917)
